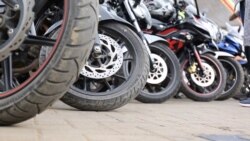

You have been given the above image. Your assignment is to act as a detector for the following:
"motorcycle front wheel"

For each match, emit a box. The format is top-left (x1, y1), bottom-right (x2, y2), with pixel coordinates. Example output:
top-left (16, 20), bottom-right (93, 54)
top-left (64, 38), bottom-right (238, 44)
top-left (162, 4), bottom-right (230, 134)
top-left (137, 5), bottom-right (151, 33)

top-left (0, 0), bottom-right (98, 125)
top-left (181, 54), bottom-right (226, 101)
top-left (216, 57), bottom-right (244, 100)
top-left (61, 22), bottom-right (150, 111)
top-left (136, 42), bottom-right (181, 103)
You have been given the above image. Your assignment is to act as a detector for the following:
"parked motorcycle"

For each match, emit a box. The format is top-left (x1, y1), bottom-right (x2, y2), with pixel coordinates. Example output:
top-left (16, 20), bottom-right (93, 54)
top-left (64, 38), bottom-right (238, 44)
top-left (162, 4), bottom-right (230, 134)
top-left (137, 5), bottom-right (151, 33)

top-left (0, 0), bottom-right (98, 125)
top-left (216, 24), bottom-right (249, 100)
top-left (146, 0), bottom-right (227, 101)
top-left (127, 0), bottom-right (181, 103)
top-left (184, 3), bottom-right (245, 100)
top-left (60, 0), bottom-right (150, 111)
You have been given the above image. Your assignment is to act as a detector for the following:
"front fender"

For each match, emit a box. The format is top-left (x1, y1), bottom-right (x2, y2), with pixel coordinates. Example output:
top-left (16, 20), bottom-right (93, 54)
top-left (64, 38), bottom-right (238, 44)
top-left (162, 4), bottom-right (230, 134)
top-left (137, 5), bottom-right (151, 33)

top-left (144, 34), bottom-right (168, 45)
top-left (203, 50), bottom-right (235, 59)
top-left (213, 51), bottom-right (235, 59)
top-left (99, 5), bottom-right (131, 26)
top-left (99, 5), bottom-right (138, 34)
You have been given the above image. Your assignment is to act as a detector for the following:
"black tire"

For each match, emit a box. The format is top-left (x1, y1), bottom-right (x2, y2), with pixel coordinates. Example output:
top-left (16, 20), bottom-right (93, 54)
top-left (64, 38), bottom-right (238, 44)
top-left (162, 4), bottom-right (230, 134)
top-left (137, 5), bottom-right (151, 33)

top-left (181, 54), bottom-right (227, 102)
top-left (234, 68), bottom-right (250, 100)
top-left (216, 57), bottom-right (244, 100)
top-left (136, 42), bottom-right (181, 103)
top-left (0, 0), bottom-right (98, 125)
top-left (61, 23), bottom-right (150, 111)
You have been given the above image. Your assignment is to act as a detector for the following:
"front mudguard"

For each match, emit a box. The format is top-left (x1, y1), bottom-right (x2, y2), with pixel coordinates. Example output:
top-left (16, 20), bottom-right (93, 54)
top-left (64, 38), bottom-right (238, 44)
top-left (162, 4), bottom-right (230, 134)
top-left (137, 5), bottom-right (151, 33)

top-left (99, 5), bottom-right (137, 33)
top-left (144, 34), bottom-right (169, 46)
top-left (201, 49), bottom-right (234, 59)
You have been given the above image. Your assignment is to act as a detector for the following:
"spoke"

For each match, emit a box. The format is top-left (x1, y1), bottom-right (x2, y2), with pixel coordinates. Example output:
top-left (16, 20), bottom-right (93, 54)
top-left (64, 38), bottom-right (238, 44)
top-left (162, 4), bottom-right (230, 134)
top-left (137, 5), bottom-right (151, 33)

top-left (113, 74), bottom-right (127, 81)
top-left (147, 84), bottom-right (157, 93)
top-left (1, 56), bottom-right (13, 91)
top-left (2, 0), bottom-right (18, 9)
top-left (104, 79), bottom-right (112, 90)
top-left (83, 77), bottom-right (87, 91)
top-left (116, 38), bottom-right (121, 43)
top-left (23, 35), bottom-right (56, 46)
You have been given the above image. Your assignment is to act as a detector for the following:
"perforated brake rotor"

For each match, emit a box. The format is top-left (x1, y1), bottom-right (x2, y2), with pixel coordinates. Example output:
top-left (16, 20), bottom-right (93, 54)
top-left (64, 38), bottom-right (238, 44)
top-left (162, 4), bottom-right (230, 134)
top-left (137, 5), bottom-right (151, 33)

top-left (80, 34), bottom-right (124, 79)
top-left (190, 63), bottom-right (216, 87)
top-left (147, 54), bottom-right (168, 84)
top-left (0, 0), bottom-right (34, 61)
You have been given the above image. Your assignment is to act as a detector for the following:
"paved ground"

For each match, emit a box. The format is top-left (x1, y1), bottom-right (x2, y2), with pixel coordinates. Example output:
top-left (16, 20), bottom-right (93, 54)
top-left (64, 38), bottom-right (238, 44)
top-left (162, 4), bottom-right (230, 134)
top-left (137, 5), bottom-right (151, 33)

top-left (0, 99), bottom-right (250, 141)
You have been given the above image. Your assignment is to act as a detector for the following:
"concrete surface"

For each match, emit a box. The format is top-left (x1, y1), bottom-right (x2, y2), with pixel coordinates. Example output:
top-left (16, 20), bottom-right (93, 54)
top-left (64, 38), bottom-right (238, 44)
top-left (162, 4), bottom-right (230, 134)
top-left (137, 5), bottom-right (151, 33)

top-left (0, 99), bottom-right (250, 141)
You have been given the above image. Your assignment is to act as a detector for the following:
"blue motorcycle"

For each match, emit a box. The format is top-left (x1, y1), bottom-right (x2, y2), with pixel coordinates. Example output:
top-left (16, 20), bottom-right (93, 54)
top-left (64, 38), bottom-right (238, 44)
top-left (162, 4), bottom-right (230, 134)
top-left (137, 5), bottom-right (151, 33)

top-left (216, 27), bottom-right (250, 99)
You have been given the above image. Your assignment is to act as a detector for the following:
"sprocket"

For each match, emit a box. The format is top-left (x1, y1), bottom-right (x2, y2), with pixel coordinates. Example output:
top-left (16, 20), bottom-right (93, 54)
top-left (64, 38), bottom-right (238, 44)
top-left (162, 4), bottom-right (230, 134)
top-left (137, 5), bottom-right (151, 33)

top-left (0, 0), bottom-right (34, 61)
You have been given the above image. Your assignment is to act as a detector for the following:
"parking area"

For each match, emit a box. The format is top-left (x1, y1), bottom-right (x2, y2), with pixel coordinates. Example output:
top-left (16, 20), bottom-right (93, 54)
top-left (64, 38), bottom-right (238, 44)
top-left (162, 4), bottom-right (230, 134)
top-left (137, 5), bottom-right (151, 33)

top-left (0, 99), bottom-right (250, 141)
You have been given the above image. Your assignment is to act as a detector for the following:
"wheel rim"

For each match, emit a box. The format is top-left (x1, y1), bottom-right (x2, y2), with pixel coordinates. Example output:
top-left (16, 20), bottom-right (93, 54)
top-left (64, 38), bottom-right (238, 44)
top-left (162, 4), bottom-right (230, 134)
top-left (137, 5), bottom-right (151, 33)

top-left (147, 54), bottom-right (168, 84)
top-left (190, 63), bottom-right (216, 87)
top-left (72, 25), bottom-right (139, 96)
top-left (142, 45), bottom-right (176, 95)
top-left (0, 1), bottom-right (69, 98)
top-left (182, 56), bottom-right (222, 95)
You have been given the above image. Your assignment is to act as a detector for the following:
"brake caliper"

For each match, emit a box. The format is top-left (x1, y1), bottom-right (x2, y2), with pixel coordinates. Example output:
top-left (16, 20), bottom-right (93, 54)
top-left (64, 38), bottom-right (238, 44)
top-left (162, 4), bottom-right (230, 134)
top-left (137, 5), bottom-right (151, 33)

top-left (187, 62), bottom-right (197, 74)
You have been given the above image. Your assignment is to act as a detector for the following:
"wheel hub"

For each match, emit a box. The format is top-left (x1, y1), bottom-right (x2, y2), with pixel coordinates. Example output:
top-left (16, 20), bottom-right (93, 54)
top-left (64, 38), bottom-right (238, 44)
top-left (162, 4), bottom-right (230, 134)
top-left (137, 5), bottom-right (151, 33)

top-left (190, 63), bottom-right (215, 87)
top-left (147, 54), bottom-right (168, 84)
top-left (0, 0), bottom-right (34, 61)
top-left (81, 34), bottom-right (124, 79)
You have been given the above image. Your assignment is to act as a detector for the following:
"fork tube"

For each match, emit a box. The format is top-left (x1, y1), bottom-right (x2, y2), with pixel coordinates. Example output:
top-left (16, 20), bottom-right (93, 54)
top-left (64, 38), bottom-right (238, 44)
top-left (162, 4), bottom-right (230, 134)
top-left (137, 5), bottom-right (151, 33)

top-left (192, 45), bottom-right (205, 72)
top-left (123, 0), bottom-right (154, 66)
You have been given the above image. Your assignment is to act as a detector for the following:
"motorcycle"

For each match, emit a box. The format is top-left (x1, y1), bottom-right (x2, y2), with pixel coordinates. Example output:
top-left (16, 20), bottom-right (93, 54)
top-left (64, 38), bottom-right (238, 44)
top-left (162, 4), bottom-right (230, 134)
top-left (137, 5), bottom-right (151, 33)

top-left (0, 0), bottom-right (98, 125)
top-left (184, 4), bottom-right (245, 100)
top-left (145, 0), bottom-right (227, 101)
top-left (200, 20), bottom-right (245, 100)
top-left (60, 0), bottom-right (150, 111)
top-left (216, 24), bottom-right (249, 100)
top-left (126, 0), bottom-right (181, 103)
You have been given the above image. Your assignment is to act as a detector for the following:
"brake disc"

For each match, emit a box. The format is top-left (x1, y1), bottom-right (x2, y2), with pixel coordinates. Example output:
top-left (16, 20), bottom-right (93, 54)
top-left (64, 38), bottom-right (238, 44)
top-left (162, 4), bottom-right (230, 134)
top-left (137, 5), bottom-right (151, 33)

top-left (147, 54), bottom-right (168, 84)
top-left (81, 34), bottom-right (124, 79)
top-left (0, 0), bottom-right (34, 61)
top-left (190, 63), bottom-right (216, 87)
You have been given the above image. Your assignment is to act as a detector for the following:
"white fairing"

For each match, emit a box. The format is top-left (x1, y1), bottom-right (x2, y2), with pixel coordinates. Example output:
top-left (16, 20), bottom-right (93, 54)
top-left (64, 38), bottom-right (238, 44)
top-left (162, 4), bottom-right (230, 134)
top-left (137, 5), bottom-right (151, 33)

top-left (144, 34), bottom-right (166, 44)
top-left (213, 51), bottom-right (235, 59)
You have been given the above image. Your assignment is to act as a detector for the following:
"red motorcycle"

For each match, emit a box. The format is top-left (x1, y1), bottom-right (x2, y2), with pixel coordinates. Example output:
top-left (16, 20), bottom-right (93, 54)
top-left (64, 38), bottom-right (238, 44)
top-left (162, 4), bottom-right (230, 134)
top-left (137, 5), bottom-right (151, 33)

top-left (144, 0), bottom-right (227, 101)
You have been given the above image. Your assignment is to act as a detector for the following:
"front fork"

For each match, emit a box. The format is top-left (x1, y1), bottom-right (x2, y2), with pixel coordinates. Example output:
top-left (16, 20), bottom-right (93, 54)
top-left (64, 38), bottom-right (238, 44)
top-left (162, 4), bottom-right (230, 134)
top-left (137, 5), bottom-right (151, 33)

top-left (123, 0), bottom-right (155, 71)
top-left (191, 44), bottom-right (205, 74)
top-left (93, 34), bottom-right (102, 54)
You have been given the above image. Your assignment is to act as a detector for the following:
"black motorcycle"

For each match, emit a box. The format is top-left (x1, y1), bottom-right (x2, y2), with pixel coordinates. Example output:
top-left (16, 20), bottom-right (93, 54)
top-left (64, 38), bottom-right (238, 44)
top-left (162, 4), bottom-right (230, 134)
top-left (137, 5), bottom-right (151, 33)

top-left (60, 0), bottom-right (150, 111)
top-left (0, 0), bottom-right (98, 125)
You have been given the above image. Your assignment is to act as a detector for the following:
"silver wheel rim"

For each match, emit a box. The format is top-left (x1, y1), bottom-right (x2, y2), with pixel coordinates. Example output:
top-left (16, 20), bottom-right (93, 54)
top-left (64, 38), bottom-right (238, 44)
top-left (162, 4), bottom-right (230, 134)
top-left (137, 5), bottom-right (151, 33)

top-left (147, 54), bottom-right (168, 84)
top-left (190, 63), bottom-right (216, 87)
